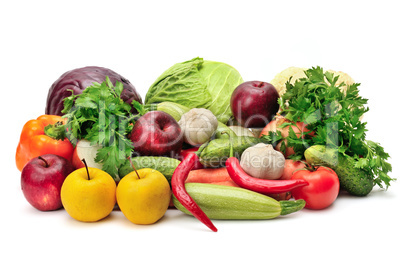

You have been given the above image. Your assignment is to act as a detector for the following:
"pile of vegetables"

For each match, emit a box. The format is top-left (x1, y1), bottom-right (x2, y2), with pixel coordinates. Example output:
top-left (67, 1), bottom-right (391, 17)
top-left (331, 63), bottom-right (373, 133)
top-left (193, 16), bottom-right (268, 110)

top-left (15, 59), bottom-right (395, 232)
top-left (262, 67), bottom-right (393, 194)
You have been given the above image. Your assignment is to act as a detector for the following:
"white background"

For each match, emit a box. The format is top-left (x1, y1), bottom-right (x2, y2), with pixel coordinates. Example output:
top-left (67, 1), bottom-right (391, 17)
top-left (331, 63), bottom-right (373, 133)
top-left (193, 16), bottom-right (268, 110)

top-left (1, 1), bottom-right (401, 266)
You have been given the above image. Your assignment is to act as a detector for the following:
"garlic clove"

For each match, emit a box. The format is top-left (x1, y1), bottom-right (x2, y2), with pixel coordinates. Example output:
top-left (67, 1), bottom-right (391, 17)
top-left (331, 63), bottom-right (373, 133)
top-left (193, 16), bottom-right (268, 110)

top-left (240, 143), bottom-right (285, 180)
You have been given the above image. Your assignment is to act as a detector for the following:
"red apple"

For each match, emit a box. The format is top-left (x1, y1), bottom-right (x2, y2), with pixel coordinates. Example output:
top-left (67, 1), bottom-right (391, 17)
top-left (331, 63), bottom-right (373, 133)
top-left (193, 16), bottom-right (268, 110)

top-left (21, 154), bottom-right (75, 211)
top-left (130, 111), bottom-right (183, 157)
top-left (230, 81), bottom-right (279, 128)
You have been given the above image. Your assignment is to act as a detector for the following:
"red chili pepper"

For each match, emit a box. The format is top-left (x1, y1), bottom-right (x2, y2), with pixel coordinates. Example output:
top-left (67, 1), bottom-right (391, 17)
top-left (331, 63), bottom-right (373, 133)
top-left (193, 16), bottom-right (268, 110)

top-left (179, 147), bottom-right (205, 170)
top-left (223, 131), bottom-right (308, 194)
top-left (171, 152), bottom-right (218, 232)
top-left (225, 157), bottom-right (309, 194)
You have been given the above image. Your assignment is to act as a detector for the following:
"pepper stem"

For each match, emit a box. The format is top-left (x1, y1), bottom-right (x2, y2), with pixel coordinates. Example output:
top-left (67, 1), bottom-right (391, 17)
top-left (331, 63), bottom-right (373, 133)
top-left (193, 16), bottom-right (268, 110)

top-left (82, 158), bottom-right (91, 180)
top-left (44, 121), bottom-right (67, 141)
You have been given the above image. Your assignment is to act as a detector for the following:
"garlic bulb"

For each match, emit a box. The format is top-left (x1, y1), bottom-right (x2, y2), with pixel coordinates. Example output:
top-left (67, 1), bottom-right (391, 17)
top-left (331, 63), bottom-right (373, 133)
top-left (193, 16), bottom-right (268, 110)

top-left (178, 108), bottom-right (218, 146)
top-left (240, 143), bottom-right (285, 180)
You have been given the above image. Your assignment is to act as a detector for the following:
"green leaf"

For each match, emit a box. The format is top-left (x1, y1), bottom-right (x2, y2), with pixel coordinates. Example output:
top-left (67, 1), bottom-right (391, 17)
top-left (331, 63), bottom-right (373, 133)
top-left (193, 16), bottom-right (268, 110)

top-left (277, 66), bottom-right (394, 189)
top-left (260, 130), bottom-right (284, 146)
top-left (61, 89), bottom-right (78, 114)
top-left (61, 76), bottom-right (135, 181)
top-left (132, 100), bottom-right (146, 116)
top-left (355, 158), bottom-right (369, 169)
top-left (114, 80), bottom-right (124, 97)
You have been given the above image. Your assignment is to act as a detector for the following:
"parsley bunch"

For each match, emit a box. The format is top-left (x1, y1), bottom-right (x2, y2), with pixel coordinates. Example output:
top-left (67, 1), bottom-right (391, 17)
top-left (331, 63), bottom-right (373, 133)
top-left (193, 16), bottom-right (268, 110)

top-left (264, 67), bottom-right (394, 188)
top-left (62, 77), bottom-right (141, 180)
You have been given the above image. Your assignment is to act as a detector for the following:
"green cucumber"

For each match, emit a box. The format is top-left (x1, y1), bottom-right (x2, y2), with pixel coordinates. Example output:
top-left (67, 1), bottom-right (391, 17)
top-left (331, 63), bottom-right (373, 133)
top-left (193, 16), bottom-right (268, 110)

top-left (198, 136), bottom-right (267, 167)
top-left (304, 145), bottom-right (374, 196)
top-left (173, 183), bottom-right (305, 220)
top-left (118, 156), bottom-right (181, 183)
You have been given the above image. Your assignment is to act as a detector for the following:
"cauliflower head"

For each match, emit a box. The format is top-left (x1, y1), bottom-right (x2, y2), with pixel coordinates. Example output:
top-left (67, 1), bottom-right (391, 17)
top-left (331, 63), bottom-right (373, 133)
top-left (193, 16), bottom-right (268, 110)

top-left (270, 67), bottom-right (307, 97)
top-left (270, 67), bottom-right (355, 96)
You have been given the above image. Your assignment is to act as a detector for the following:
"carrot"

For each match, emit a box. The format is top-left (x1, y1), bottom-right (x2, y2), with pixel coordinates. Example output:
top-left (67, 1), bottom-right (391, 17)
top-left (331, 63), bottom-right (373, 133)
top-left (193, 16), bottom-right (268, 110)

top-left (185, 167), bottom-right (232, 184)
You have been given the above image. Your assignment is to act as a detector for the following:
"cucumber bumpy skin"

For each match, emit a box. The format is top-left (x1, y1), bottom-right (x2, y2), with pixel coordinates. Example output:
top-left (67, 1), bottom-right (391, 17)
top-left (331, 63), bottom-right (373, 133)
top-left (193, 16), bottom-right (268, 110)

top-left (304, 145), bottom-right (374, 196)
top-left (198, 136), bottom-right (268, 168)
top-left (118, 156), bottom-right (181, 183)
top-left (172, 183), bottom-right (305, 220)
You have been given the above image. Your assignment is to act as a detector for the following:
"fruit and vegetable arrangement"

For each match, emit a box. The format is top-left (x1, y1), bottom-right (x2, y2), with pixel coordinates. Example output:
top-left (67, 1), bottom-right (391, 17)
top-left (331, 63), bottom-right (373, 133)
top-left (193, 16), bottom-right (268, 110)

top-left (16, 58), bottom-right (395, 232)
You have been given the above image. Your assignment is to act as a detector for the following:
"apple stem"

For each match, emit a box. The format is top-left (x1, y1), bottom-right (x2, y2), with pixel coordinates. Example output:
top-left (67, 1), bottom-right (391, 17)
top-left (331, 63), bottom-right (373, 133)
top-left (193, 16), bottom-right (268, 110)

top-left (38, 156), bottom-right (49, 168)
top-left (128, 157), bottom-right (141, 179)
top-left (257, 81), bottom-right (265, 88)
top-left (82, 158), bottom-right (91, 180)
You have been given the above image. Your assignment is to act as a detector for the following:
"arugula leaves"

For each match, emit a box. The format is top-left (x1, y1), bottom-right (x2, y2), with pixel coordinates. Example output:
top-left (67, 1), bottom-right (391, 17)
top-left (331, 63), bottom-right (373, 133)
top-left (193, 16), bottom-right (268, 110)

top-left (62, 77), bottom-right (139, 180)
top-left (265, 67), bottom-right (394, 188)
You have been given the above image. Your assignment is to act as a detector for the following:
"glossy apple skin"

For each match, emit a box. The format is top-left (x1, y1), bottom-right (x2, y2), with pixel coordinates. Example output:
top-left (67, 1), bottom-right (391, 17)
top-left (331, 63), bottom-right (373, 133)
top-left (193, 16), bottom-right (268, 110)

top-left (231, 81), bottom-right (279, 128)
top-left (60, 167), bottom-right (116, 222)
top-left (21, 154), bottom-right (75, 211)
top-left (116, 168), bottom-right (171, 225)
top-left (130, 111), bottom-right (183, 157)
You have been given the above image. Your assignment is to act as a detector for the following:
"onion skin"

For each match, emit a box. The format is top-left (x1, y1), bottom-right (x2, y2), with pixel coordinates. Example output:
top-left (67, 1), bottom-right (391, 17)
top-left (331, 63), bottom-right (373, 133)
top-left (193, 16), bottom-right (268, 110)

top-left (259, 115), bottom-right (313, 157)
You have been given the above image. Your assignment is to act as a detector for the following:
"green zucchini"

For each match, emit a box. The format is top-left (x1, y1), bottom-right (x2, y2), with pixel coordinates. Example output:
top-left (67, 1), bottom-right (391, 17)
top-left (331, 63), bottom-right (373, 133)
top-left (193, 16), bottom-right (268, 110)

top-left (198, 136), bottom-right (267, 167)
top-left (304, 145), bottom-right (374, 196)
top-left (118, 156), bottom-right (180, 183)
top-left (173, 183), bottom-right (305, 220)
top-left (154, 101), bottom-right (190, 121)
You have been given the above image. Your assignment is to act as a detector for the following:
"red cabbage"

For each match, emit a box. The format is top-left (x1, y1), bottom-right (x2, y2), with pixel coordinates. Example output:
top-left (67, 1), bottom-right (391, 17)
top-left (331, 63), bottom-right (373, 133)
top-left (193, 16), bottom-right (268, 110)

top-left (45, 66), bottom-right (142, 115)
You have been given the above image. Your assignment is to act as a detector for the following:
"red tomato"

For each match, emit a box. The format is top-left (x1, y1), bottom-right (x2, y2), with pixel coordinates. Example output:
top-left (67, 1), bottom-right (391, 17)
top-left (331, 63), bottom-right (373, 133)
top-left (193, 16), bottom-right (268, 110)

top-left (291, 167), bottom-right (340, 210)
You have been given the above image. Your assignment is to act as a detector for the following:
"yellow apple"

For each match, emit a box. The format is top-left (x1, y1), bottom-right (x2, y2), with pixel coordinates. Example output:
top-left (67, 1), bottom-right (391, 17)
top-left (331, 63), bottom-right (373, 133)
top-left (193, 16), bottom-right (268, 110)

top-left (116, 168), bottom-right (171, 225)
top-left (61, 165), bottom-right (116, 222)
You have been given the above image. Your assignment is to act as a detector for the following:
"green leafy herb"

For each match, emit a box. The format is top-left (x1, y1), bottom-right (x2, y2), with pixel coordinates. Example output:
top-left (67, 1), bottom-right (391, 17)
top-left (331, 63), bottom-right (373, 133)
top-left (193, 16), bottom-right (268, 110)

top-left (62, 77), bottom-right (138, 180)
top-left (265, 66), bottom-right (394, 188)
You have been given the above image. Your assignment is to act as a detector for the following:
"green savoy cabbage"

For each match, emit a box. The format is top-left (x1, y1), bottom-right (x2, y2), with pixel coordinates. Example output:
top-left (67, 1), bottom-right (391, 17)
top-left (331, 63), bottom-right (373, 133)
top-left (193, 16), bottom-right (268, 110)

top-left (145, 57), bottom-right (243, 124)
